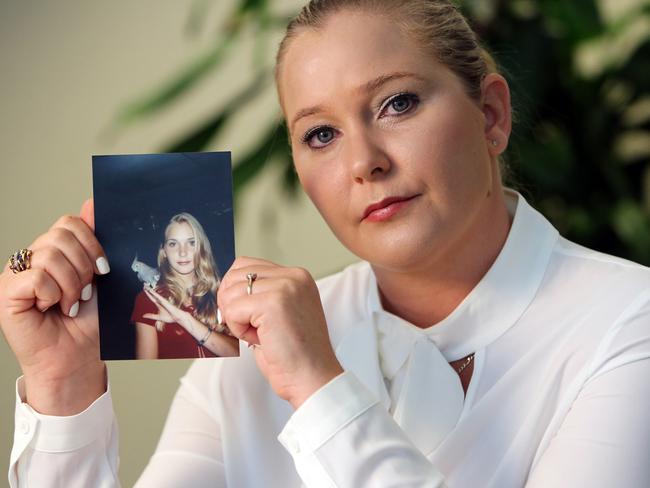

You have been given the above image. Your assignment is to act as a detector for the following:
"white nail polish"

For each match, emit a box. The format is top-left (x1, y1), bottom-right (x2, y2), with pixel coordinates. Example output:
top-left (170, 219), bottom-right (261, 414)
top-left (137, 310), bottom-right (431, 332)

top-left (96, 257), bottom-right (110, 275)
top-left (81, 283), bottom-right (93, 301)
top-left (69, 301), bottom-right (80, 318)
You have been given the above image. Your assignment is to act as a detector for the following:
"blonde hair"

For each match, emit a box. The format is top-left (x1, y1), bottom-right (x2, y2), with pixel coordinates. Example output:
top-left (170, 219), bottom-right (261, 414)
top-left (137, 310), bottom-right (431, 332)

top-left (275, 0), bottom-right (498, 106)
top-left (157, 212), bottom-right (220, 331)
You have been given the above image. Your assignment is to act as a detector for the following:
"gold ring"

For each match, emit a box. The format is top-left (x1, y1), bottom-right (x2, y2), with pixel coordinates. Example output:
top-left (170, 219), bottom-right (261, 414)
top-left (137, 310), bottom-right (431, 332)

top-left (246, 272), bottom-right (257, 295)
top-left (8, 248), bottom-right (33, 274)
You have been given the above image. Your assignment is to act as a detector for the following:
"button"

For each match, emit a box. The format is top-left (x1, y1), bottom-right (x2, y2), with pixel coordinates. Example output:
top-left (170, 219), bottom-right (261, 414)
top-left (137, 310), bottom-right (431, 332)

top-left (19, 419), bottom-right (30, 435)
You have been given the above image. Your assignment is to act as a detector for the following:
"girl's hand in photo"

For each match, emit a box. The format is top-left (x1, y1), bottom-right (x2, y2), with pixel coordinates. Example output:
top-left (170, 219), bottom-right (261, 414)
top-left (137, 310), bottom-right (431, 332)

top-left (0, 199), bottom-right (108, 415)
top-left (142, 286), bottom-right (190, 327)
top-left (217, 257), bottom-right (344, 409)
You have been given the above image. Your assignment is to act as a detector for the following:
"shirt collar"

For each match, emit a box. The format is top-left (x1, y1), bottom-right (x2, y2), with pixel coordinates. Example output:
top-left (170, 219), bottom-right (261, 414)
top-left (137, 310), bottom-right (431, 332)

top-left (366, 190), bottom-right (559, 361)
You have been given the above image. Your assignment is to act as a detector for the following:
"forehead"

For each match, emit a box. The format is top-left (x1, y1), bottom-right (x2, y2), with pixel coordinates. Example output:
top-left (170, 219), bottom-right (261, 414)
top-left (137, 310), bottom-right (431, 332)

top-left (166, 221), bottom-right (194, 239)
top-left (279, 11), bottom-right (432, 119)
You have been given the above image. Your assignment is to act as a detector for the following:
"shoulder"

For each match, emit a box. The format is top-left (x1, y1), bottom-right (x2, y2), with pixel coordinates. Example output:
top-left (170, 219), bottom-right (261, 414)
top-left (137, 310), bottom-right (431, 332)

top-left (544, 237), bottom-right (650, 370)
top-left (550, 236), bottom-right (650, 299)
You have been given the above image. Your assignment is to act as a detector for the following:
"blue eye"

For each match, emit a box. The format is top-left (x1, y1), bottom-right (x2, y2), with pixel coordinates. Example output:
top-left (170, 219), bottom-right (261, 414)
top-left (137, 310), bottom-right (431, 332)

top-left (302, 126), bottom-right (336, 149)
top-left (382, 93), bottom-right (418, 116)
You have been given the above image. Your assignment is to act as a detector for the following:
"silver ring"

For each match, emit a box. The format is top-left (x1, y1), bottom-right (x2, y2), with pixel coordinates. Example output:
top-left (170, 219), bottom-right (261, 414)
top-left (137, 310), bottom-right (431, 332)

top-left (246, 272), bottom-right (257, 296)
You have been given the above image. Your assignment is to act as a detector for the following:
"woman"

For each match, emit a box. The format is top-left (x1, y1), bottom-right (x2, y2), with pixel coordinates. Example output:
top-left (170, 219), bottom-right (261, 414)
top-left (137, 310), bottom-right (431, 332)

top-left (1, 1), bottom-right (649, 487)
top-left (131, 212), bottom-right (238, 359)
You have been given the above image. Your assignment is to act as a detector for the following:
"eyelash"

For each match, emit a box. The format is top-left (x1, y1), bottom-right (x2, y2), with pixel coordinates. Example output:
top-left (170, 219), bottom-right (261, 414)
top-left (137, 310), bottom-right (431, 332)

top-left (300, 92), bottom-right (420, 149)
top-left (168, 241), bottom-right (195, 247)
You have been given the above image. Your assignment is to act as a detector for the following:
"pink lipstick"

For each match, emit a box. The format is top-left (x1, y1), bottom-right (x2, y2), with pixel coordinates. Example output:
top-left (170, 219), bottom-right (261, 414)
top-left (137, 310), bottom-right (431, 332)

top-left (362, 195), bottom-right (419, 222)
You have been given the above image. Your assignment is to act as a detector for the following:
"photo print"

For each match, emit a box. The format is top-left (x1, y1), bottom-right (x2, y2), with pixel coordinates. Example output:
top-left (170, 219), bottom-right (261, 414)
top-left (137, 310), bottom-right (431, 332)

top-left (92, 152), bottom-right (239, 360)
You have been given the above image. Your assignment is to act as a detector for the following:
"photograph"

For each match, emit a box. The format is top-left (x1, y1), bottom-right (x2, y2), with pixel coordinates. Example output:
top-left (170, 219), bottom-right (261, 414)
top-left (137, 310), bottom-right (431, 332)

top-left (92, 151), bottom-right (239, 360)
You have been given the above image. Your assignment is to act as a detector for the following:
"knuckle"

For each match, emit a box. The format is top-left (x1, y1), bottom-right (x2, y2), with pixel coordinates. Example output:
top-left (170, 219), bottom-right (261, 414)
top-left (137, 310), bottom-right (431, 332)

top-left (293, 267), bottom-right (312, 282)
top-left (78, 260), bottom-right (94, 282)
top-left (31, 268), bottom-right (49, 289)
top-left (50, 226), bottom-right (74, 243)
top-left (54, 214), bottom-right (77, 228)
top-left (41, 246), bottom-right (61, 264)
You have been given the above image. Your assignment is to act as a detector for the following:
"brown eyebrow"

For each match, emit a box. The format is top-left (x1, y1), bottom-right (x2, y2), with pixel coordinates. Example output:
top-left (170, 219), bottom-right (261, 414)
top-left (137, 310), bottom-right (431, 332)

top-left (289, 71), bottom-right (425, 133)
top-left (165, 238), bottom-right (195, 243)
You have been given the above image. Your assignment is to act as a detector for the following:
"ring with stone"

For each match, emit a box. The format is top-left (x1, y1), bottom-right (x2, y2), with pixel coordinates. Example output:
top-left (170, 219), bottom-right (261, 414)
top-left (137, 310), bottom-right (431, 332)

top-left (8, 248), bottom-right (33, 274)
top-left (246, 272), bottom-right (258, 296)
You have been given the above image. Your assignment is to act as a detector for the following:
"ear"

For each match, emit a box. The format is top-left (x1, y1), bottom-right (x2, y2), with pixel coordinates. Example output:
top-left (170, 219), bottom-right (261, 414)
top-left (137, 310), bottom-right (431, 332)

top-left (480, 73), bottom-right (512, 156)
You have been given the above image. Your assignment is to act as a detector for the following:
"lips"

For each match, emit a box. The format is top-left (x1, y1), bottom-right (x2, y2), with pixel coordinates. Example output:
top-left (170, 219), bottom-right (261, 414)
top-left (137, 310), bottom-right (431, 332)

top-left (362, 194), bottom-right (420, 222)
top-left (177, 261), bottom-right (191, 265)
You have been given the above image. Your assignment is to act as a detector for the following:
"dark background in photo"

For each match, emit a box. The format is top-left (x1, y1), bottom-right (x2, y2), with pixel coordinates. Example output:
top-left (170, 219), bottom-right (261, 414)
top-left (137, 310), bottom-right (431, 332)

top-left (93, 152), bottom-right (235, 360)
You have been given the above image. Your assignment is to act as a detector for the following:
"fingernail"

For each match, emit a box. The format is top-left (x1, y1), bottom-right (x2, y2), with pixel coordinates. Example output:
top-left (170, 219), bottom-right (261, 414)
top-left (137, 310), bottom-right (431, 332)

top-left (81, 283), bottom-right (93, 301)
top-left (96, 257), bottom-right (110, 275)
top-left (69, 301), bottom-right (80, 318)
top-left (39, 305), bottom-right (50, 313)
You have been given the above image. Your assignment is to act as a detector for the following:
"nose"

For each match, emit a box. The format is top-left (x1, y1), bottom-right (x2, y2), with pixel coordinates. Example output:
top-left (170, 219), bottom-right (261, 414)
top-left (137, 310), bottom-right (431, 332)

top-left (179, 243), bottom-right (188, 257)
top-left (345, 128), bottom-right (391, 184)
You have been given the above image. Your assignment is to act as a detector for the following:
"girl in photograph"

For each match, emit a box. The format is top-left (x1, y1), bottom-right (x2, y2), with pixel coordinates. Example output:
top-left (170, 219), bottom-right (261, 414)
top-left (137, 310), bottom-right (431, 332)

top-left (2, 0), bottom-right (649, 486)
top-left (131, 212), bottom-right (238, 359)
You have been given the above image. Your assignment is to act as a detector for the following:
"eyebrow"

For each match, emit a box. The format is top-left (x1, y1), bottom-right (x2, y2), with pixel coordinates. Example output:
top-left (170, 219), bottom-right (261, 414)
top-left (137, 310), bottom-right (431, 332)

top-left (290, 71), bottom-right (426, 133)
top-left (166, 237), bottom-right (195, 243)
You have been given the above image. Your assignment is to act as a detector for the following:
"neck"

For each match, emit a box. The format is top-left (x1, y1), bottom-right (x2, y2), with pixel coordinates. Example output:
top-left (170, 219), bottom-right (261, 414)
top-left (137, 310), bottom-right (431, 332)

top-left (176, 271), bottom-right (197, 289)
top-left (373, 190), bottom-right (512, 328)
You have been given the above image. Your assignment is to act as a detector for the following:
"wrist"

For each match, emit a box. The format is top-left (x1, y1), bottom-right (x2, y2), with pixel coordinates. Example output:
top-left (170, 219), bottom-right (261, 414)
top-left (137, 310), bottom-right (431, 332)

top-left (288, 361), bottom-right (344, 410)
top-left (23, 361), bottom-right (106, 416)
top-left (179, 312), bottom-right (196, 333)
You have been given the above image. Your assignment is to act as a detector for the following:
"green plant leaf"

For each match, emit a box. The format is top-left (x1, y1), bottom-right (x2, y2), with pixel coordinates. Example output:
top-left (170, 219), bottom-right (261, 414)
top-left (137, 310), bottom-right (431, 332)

top-left (115, 35), bottom-right (238, 127)
top-left (233, 119), bottom-right (289, 194)
top-left (161, 72), bottom-right (269, 153)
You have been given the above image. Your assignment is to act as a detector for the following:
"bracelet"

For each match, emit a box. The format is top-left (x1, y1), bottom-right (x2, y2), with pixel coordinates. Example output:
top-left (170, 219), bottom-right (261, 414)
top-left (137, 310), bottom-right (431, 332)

top-left (199, 326), bottom-right (214, 345)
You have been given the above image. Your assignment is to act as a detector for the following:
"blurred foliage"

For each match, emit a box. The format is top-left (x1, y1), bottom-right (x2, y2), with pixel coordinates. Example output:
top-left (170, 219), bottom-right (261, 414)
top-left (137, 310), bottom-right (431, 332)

top-left (113, 0), bottom-right (650, 264)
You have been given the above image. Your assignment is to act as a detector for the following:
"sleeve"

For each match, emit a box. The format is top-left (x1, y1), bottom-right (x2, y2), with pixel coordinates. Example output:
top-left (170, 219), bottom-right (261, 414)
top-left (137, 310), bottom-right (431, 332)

top-left (131, 290), bottom-right (156, 327)
top-left (134, 359), bottom-right (226, 487)
top-left (278, 371), bottom-right (447, 488)
top-left (9, 376), bottom-right (119, 488)
top-left (526, 295), bottom-right (650, 487)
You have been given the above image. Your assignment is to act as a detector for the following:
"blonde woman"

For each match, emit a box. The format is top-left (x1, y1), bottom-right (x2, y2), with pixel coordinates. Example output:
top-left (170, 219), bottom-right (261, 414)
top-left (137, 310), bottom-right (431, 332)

top-left (2, 1), bottom-right (649, 486)
top-left (131, 212), bottom-right (238, 359)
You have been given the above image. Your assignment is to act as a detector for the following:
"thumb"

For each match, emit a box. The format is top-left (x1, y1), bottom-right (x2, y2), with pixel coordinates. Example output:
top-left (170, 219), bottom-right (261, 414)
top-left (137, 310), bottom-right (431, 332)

top-left (80, 198), bottom-right (94, 231)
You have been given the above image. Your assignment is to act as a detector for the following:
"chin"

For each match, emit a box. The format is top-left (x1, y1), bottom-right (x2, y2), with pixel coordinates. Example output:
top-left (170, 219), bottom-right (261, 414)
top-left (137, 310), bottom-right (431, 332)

top-left (347, 227), bottom-right (444, 273)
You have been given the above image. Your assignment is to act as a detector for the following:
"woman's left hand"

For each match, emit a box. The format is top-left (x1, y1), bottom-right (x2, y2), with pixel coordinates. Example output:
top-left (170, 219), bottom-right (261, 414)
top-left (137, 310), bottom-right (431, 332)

top-left (143, 286), bottom-right (192, 329)
top-left (218, 257), bottom-right (344, 409)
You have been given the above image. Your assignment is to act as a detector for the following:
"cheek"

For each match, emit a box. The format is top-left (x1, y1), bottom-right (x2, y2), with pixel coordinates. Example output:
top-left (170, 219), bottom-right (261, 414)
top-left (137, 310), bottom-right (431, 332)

top-left (298, 160), bottom-right (350, 229)
top-left (413, 104), bottom-right (487, 192)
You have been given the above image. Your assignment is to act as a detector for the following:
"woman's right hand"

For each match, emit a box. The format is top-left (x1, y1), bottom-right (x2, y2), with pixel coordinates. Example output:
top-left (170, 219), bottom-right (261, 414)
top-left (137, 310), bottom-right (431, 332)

top-left (0, 199), bottom-right (109, 415)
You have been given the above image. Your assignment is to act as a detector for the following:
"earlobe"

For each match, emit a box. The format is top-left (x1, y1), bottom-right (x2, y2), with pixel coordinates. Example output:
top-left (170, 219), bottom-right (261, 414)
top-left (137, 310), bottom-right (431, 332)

top-left (481, 73), bottom-right (512, 154)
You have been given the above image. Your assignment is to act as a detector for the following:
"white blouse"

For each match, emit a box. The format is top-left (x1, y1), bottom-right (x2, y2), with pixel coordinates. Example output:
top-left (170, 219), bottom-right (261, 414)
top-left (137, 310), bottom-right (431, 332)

top-left (9, 191), bottom-right (650, 487)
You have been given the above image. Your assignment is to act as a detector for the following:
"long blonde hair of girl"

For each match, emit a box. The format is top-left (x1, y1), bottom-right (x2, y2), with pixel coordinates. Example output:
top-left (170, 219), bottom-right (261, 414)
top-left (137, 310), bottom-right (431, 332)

top-left (156, 212), bottom-right (220, 332)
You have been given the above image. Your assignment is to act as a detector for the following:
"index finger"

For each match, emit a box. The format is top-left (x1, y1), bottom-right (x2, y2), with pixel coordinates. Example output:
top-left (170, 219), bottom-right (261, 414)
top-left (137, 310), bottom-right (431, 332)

top-left (50, 214), bottom-right (110, 275)
top-left (80, 198), bottom-right (94, 231)
top-left (228, 256), bottom-right (278, 271)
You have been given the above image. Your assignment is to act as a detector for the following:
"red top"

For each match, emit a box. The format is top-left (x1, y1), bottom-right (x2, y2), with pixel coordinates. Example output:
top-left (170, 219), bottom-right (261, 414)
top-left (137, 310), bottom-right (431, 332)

top-left (130, 287), bottom-right (217, 359)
